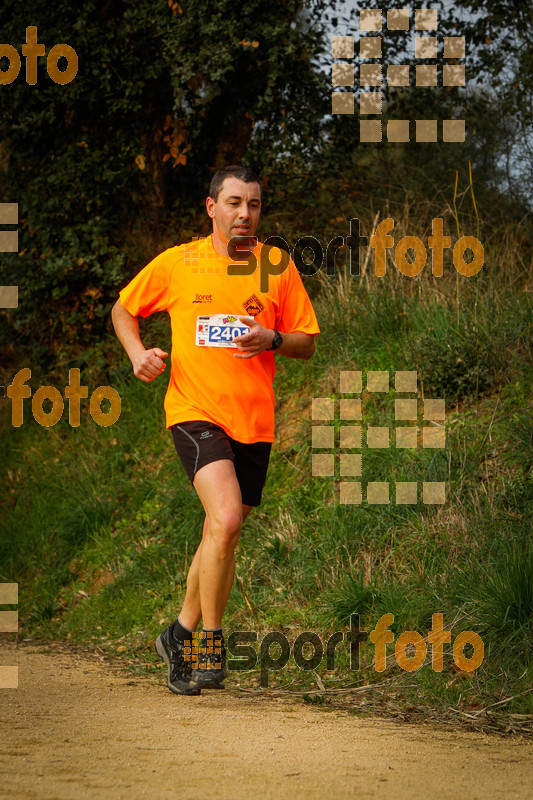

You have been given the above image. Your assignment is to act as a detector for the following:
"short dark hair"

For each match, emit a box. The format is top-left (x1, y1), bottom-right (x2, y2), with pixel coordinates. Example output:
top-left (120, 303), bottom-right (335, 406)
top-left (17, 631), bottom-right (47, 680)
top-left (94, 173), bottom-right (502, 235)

top-left (209, 165), bottom-right (262, 202)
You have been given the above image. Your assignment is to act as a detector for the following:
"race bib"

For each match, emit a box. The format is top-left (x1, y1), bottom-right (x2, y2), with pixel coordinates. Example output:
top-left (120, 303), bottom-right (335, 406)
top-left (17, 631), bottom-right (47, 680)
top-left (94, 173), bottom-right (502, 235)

top-left (195, 314), bottom-right (250, 348)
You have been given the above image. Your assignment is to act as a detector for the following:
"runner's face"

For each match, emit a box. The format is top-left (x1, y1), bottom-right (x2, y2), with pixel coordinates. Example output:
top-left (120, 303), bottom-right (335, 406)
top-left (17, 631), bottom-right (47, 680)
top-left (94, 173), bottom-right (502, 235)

top-left (207, 177), bottom-right (262, 251)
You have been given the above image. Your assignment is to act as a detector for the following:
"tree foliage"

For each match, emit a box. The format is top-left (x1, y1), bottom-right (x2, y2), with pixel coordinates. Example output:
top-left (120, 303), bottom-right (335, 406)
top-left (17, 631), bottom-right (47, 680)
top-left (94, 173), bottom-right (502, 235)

top-left (0, 0), bottom-right (333, 359)
top-left (0, 0), bottom-right (530, 364)
top-left (350, 0), bottom-right (533, 201)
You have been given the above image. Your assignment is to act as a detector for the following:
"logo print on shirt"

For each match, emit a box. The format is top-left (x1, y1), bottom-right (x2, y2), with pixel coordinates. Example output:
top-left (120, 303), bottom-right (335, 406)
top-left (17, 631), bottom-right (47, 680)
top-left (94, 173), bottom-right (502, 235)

top-left (199, 431), bottom-right (213, 439)
top-left (242, 293), bottom-right (264, 316)
top-left (193, 293), bottom-right (213, 303)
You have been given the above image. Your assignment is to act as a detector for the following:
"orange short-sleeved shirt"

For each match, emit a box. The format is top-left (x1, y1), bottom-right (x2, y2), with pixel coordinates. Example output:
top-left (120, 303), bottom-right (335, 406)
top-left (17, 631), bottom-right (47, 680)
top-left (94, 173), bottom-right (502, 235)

top-left (119, 234), bottom-right (320, 443)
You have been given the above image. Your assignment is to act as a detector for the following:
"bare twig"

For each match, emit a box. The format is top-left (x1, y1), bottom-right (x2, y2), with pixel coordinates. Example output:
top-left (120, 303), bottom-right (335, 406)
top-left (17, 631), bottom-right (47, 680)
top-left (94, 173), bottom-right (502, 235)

top-left (469, 690), bottom-right (533, 717)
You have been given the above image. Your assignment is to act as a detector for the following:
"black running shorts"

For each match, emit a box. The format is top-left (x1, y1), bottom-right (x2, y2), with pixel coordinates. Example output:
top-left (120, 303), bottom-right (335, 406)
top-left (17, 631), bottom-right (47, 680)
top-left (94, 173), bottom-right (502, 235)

top-left (170, 420), bottom-right (272, 507)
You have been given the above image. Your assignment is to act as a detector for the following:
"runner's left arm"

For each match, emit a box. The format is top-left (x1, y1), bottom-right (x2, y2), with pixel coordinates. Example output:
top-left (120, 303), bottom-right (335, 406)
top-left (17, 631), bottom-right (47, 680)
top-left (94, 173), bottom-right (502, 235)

top-left (233, 316), bottom-right (315, 359)
top-left (272, 330), bottom-right (315, 359)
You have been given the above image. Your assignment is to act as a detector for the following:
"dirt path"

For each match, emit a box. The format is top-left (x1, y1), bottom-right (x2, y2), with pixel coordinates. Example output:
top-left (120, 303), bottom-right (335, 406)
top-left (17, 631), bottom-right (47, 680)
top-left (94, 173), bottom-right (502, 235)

top-left (1, 640), bottom-right (532, 800)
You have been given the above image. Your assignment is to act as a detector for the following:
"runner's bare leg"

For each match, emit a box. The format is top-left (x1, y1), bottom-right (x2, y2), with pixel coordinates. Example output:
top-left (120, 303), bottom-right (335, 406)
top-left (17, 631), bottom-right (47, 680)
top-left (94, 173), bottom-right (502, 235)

top-left (192, 459), bottom-right (247, 629)
top-left (178, 459), bottom-right (252, 630)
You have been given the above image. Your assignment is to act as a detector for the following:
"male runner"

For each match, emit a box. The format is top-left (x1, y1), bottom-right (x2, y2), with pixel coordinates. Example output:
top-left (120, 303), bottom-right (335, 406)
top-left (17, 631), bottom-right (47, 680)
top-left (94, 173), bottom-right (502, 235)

top-left (111, 165), bottom-right (320, 695)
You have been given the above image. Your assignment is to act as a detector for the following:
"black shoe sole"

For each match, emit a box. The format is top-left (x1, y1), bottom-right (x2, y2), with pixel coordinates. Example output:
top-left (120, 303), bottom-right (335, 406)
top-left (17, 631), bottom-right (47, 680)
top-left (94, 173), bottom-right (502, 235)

top-left (155, 635), bottom-right (201, 696)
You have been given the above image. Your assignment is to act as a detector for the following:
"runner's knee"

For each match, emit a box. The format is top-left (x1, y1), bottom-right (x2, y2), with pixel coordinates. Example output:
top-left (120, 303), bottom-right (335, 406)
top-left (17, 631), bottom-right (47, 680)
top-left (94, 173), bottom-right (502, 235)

top-left (205, 507), bottom-right (242, 548)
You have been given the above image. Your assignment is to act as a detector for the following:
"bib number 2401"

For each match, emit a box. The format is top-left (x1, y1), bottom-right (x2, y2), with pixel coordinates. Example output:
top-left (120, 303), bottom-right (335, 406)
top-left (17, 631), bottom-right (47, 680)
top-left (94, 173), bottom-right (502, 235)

top-left (209, 325), bottom-right (248, 342)
top-left (195, 314), bottom-right (251, 348)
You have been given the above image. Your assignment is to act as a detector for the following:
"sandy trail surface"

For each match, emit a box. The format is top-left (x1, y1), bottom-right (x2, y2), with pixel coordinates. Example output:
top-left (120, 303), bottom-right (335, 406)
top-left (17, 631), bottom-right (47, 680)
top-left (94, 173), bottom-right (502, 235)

top-left (1, 639), bottom-right (532, 800)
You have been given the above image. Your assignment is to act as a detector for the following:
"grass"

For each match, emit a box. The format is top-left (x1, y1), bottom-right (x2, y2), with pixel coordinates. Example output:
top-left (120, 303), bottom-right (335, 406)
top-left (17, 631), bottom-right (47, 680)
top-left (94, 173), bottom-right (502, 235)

top-left (1, 195), bottom-right (532, 734)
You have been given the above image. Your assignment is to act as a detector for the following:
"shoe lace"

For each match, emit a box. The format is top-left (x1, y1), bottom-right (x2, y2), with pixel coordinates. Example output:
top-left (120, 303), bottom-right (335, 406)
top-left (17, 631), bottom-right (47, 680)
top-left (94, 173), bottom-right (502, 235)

top-left (170, 640), bottom-right (191, 680)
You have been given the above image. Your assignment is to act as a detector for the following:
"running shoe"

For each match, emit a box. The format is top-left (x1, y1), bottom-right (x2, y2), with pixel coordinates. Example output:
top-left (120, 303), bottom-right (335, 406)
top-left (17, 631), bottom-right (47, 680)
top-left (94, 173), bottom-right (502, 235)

top-left (188, 633), bottom-right (227, 690)
top-left (155, 624), bottom-right (201, 696)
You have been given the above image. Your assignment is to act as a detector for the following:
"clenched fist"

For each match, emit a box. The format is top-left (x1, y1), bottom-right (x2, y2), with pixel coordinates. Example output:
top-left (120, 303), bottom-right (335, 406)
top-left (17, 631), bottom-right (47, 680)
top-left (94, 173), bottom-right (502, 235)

top-left (131, 348), bottom-right (169, 382)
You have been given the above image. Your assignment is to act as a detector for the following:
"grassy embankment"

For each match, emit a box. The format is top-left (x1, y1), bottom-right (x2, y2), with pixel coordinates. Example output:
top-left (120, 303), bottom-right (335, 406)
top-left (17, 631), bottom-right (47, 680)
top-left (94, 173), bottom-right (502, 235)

top-left (1, 196), bottom-right (532, 733)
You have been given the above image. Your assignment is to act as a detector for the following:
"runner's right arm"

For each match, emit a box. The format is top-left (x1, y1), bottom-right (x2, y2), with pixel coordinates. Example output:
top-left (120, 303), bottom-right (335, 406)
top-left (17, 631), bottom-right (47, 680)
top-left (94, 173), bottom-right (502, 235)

top-left (111, 299), bottom-right (168, 383)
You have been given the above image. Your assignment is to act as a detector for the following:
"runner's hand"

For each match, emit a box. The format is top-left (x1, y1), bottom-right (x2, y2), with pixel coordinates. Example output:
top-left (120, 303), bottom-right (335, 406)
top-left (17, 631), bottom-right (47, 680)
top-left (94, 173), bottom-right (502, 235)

top-left (131, 348), bottom-right (168, 381)
top-left (233, 316), bottom-right (273, 359)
